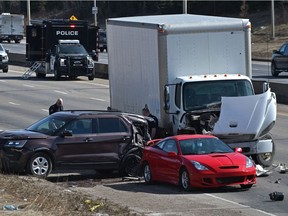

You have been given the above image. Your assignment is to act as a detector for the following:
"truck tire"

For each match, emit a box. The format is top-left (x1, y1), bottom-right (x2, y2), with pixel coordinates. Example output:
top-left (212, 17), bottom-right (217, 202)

top-left (253, 134), bottom-right (275, 167)
top-left (54, 66), bottom-right (61, 80)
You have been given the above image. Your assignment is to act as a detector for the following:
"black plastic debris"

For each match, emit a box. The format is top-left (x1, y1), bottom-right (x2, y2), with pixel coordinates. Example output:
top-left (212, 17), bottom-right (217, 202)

top-left (269, 192), bottom-right (284, 201)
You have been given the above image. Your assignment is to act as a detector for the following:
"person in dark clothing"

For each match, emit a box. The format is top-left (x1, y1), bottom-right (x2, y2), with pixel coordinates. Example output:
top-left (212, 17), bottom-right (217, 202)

top-left (49, 98), bottom-right (63, 115)
top-left (142, 105), bottom-right (158, 139)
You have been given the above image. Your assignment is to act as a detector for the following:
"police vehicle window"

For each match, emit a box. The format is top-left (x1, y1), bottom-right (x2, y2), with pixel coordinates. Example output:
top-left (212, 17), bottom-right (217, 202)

top-left (59, 44), bottom-right (88, 54)
top-left (98, 117), bottom-right (128, 133)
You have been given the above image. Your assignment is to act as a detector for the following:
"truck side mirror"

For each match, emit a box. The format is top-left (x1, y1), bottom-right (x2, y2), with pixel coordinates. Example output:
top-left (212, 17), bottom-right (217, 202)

top-left (91, 50), bottom-right (97, 61)
top-left (262, 82), bottom-right (269, 92)
top-left (164, 86), bottom-right (170, 111)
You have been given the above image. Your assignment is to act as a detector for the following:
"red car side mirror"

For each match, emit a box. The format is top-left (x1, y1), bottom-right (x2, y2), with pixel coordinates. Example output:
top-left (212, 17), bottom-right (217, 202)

top-left (235, 147), bottom-right (242, 153)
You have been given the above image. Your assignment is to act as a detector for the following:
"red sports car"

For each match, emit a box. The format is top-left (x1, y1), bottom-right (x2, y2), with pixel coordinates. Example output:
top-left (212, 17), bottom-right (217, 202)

top-left (141, 134), bottom-right (256, 191)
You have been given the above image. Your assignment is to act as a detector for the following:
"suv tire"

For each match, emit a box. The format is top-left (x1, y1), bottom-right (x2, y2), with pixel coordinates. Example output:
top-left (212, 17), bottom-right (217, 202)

top-left (27, 153), bottom-right (52, 178)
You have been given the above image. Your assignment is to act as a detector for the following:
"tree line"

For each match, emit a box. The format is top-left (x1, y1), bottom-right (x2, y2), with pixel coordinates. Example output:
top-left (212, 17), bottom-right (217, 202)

top-left (0, 1), bottom-right (287, 28)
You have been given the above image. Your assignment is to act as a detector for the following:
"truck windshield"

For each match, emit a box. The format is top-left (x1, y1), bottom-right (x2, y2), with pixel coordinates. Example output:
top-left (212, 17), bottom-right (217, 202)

top-left (58, 44), bottom-right (88, 55)
top-left (183, 79), bottom-right (254, 111)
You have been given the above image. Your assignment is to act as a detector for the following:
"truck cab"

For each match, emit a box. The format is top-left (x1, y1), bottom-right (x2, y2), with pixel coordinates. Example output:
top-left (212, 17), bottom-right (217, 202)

top-left (164, 74), bottom-right (277, 167)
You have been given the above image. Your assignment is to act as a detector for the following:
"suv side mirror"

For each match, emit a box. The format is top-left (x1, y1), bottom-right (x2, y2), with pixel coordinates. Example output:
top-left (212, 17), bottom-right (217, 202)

top-left (61, 130), bottom-right (73, 137)
top-left (5, 49), bottom-right (9, 54)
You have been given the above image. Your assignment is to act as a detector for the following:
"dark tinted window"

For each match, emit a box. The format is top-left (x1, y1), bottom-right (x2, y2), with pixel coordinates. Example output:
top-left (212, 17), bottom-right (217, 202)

top-left (58, 44), bottom-right (88, 54)
top-left (65, 119), bottom-right (93, 134)
top-left (98, 117), bottom-right (128, 133)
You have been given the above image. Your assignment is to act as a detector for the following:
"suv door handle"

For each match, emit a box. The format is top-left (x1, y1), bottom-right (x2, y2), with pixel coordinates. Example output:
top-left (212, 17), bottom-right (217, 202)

top-left (84, 137), bottom-right (93, 142)
top-left (122, 136), bottom-right (130, 141)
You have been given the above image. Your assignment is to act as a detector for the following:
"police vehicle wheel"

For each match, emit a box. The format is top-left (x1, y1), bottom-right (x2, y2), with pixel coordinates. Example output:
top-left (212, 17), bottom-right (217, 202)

top-left (54, 66), bottom-right (61, 80)
top-left (88, 75), bottom-right (94, 80)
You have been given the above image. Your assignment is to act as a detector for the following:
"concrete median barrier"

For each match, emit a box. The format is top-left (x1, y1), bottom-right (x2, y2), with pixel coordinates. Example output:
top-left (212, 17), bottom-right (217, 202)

top-left (7, 52), bottom-right (288, 105)
top-left (8, 52), bottom-right (109, 79)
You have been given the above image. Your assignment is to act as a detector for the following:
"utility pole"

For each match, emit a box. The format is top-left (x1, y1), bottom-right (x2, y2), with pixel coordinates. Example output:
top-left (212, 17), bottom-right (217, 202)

top-left (93, 0), bottom-right (98, 26)
top-left (27, 0), bottom-right (31, 25)
top-left (271, 0), bottom-right (275, 39)
top-left (183, 0), bottom-right (187, 14)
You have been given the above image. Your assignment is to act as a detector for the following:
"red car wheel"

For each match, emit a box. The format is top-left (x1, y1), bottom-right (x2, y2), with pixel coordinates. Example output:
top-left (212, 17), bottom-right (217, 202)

top-left (143, 163), bottom-right (153, 184)
top-left (180, 168), bottom-right (191, 191)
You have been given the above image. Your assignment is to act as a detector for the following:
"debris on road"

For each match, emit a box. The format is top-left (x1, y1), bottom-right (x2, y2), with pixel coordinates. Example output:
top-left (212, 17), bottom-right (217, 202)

top-left (269, 192), bottom-right (284, 201)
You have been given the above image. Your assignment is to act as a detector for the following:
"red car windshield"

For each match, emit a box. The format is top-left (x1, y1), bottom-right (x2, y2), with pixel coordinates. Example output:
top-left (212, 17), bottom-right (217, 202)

top-left (179, 138), bottom-right (233, 155)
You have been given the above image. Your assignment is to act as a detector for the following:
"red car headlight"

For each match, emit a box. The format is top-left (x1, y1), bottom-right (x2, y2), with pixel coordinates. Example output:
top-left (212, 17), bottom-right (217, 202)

top-left (191, 161), bottom-right (209, 171)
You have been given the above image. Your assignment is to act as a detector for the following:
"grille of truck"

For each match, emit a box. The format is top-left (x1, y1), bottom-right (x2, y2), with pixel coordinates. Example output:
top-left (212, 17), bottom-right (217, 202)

top-left (69, 57), bottom-right (86, 66)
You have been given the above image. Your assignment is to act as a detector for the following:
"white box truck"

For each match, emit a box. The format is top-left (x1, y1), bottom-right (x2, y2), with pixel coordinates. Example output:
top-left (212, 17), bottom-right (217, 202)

top-left (0, 13), bottom-right (24, 43)
top-left (107, 14), bottom-right (277, 167)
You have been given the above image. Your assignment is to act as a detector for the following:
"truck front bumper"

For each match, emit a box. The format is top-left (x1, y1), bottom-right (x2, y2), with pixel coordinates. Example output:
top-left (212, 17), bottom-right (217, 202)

top-left (59, 66), bottom-right (94, 77)
top-left (227, 138), bottom-right (273, 155)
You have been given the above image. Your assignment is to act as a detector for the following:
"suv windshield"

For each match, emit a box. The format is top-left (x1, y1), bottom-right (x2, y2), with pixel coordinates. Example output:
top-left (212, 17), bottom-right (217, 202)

top-left (27, 115), bottom-right (73, 135)
top-left (183, 79), bottom-right (254, 111)
top-left (58, 44), bottom-right (88, 55)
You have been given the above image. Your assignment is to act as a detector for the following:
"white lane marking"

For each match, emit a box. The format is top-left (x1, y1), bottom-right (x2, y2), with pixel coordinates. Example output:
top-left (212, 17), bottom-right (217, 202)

top-left (204, 193), bottom-right (277, 216)
top-left (0, 80), bottom-right (6, 82)
top-left (42, 109), bottom-right (49, 113)
top-left (78, 81), bottom-right (108, 88)
top-left (23, 84), bottom-right (35, 88)
top-left (54, 90), bottom-right (68, 95)
top-left (9, 102), bottom-right (20, 106)
top-left (90, 97), bottom-right (106, 102)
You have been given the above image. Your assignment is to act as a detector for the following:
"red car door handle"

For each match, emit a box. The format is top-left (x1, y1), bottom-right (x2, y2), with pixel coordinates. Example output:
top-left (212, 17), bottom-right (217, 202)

top-left (84, 137), bottom-right (93, 142)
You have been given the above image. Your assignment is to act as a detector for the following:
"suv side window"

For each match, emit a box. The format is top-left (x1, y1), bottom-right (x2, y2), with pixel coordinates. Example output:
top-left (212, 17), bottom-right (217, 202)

top-left (97, 117), bottom-right (128, 133)
top-left (65, 119), bottom-right (93, 134)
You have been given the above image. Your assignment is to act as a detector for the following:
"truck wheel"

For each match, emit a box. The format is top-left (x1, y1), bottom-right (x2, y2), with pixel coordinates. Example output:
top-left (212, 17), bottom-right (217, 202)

top-left (271, 62), bottom-right (279, 77)
top-left (253, 134), bottom-right (275, 167)
top-left (54, 67), bottom-right (61, 80)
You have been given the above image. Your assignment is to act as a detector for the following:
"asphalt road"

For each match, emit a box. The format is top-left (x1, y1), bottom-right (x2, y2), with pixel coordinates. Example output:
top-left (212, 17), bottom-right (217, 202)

top-left (0, 66), bottom-right (287, 216)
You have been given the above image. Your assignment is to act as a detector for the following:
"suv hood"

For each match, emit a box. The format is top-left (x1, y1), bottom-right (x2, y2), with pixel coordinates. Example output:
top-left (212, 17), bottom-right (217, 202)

top-left (0, 129), bottom-right (48, 140)
top-left (212, 88), bottom-right (277, 140)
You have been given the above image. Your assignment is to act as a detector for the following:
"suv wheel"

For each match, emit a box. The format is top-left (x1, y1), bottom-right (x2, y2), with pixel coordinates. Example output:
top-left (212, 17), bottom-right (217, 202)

top-left (120, 154), bottom-right (141, 177)
top-left (271, 62), bottom-right (279, 77)
top-left (27, 153), bottom-right (52, 178)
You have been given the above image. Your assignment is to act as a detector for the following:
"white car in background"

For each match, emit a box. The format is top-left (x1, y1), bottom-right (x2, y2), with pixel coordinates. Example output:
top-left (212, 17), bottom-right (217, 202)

top-left (0, 43), bottom-right (8, 72)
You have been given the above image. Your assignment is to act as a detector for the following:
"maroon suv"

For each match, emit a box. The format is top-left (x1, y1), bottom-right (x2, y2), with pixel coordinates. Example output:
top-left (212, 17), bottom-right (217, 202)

top-left (0, 110), bottom-right (150, 178)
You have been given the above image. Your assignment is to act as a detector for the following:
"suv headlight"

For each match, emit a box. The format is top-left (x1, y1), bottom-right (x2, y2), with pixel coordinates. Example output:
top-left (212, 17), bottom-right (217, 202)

top-left (2, 54), bottom-right (8, 62)
top-left (5, 140), bottom-right (27, 148)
